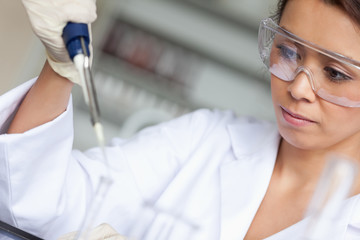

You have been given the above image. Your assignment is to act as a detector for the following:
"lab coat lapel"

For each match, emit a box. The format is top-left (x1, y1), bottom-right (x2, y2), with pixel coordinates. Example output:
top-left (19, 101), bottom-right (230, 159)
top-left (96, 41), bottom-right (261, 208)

top-left (220, 119), bottom-right (280, 240)
top-left (137, 117), bottom-right (234, 240)
top-left (347, 196), bottom-right (360, 238)
top-left (264, 194), bottom-right (360, 239)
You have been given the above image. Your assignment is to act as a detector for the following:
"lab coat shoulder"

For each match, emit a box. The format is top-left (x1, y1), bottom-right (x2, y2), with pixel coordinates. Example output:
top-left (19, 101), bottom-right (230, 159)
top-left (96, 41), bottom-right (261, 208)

top-left (103, 108), bottom-right (241, 200)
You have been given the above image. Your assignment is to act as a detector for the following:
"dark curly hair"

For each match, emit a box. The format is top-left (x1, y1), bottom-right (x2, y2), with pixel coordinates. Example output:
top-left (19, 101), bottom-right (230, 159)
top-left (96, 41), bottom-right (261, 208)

top-left (273, 0), bottom-right (360, 26)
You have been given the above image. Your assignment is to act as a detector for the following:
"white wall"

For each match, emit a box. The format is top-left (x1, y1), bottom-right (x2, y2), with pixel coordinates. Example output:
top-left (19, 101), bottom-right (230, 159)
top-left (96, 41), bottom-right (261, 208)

top-left (0, 1), bottom-right (45, 95)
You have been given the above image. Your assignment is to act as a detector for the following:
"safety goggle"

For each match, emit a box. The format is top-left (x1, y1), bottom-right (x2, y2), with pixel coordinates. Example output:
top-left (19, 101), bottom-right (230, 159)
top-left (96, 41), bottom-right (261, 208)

top-left (258, 18), bottom-right (360, 107)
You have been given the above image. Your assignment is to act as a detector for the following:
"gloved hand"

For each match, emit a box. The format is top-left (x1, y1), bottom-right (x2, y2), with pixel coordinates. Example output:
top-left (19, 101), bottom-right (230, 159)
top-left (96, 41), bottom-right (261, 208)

top-left (58, 223), bottom-right (127, 240)
top-left (21, 0), bottom-right (97, 85)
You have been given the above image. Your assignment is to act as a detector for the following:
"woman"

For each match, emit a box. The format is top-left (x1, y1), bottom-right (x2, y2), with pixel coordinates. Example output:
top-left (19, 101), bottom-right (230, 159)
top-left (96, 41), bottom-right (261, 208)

top-left (1, 0), bottom-right (359, 239)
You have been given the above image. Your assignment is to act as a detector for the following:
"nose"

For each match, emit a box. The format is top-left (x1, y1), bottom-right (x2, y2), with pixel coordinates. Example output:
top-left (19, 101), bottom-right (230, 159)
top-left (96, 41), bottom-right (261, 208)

top-left (287, 67), bottom-right (317, 103)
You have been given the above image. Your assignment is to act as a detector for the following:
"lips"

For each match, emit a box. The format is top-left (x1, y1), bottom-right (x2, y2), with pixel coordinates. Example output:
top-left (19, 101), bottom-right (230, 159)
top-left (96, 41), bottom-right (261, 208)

top-left (280, 106), bottom-right (316, 126)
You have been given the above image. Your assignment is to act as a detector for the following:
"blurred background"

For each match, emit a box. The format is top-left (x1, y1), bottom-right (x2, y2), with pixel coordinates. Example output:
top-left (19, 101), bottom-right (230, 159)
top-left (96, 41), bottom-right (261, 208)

top-left (0, 0), bottom-right (278, 150)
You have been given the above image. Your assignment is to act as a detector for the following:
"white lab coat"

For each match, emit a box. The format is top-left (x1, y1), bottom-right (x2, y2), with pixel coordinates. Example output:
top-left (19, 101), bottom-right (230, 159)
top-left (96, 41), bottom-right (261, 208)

top-left (0, 79), bottom-right (359, 240)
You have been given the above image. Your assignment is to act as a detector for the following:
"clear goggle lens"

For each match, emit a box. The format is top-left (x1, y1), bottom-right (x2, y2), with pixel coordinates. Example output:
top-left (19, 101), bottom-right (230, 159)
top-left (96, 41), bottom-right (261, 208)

top-left (258, 18), bottom-right (360, 107)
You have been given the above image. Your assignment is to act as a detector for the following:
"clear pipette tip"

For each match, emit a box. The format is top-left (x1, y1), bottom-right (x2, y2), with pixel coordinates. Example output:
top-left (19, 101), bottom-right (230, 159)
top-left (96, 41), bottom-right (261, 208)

top-left (302, 154), bottom-right (359, 240)
top-left (73, 38), bottom-right (113, 240)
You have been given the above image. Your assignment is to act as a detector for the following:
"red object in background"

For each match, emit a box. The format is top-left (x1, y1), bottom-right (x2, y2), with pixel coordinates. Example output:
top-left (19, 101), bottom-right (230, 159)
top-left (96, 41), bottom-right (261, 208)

top-left (101, 19), bottom-right (203, 90)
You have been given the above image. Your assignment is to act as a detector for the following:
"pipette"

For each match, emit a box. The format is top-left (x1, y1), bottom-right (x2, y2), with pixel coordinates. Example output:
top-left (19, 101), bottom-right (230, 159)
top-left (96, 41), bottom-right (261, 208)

top-left (62, 22), bottom-right (113, 240)
top-left (62, 23), bottom-right (106, 156)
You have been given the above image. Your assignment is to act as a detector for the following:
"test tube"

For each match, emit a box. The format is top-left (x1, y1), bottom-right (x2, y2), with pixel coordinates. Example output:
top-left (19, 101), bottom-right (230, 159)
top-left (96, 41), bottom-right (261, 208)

top-left (302, 154), bottom-right (359, 239)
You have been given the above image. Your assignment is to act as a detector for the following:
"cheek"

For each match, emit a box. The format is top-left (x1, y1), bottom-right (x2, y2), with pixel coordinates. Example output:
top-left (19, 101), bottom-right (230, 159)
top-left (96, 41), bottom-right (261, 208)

top-left (323, 106), bottom-right (360, 134)
top-left (316, 103), bottom-right (360, 149)
top-left (270, 76), bottom-right (287, 104)
top-left (270, 77), bottom-right (288, 126)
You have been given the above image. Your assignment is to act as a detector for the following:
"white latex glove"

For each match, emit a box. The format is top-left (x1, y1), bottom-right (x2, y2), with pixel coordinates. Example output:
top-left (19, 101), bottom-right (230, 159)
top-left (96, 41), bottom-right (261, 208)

top-left (58, 223), bottom-right (127, 240)
top-left (21, 0), bottom-right (97, 85)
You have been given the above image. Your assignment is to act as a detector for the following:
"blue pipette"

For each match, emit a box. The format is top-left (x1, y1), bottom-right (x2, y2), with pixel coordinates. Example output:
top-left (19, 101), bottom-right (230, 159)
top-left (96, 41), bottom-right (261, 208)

top-left (62, 22), bottom-right (100, 128)
top-left (62, 22), bottom-right (112, 240)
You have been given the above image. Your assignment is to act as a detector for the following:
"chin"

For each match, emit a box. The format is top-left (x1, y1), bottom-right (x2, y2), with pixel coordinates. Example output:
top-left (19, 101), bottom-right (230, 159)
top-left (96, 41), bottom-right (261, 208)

top-left (278, 127), bottom-right (324, 151)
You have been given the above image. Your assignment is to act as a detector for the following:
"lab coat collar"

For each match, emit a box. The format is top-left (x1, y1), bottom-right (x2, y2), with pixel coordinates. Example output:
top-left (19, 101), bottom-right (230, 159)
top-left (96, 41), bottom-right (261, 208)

top-left (227, 117), bottom-right (280, 160)
top-left (264, 194), bottom-right (360, 240)
top-left (220, 117), bottom-right (280, 239)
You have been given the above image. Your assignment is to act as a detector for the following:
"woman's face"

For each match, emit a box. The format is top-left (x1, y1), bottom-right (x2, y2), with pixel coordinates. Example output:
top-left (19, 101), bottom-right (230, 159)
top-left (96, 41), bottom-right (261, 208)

top-left (271, 0), bottom-right (360, 153)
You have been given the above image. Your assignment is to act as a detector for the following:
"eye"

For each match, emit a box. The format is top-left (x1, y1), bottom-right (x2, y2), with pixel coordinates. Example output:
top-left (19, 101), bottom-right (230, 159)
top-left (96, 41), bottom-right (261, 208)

top-left (276, 44), bottom-right (300, 61)
top-left (324, 66), bottom-right (352, 83)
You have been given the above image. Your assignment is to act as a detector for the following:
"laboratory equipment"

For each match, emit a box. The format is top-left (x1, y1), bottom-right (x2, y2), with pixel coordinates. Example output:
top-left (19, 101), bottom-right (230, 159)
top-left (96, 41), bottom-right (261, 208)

top-left (62, 22), bottom-right (113, 240)
top-left (0, 220), bottom-right (43, 240)
top-left (126, 201), bottom-right (199, 240)
top-left (62, 23), bottom-right (105, 155)
top-left (302, 154), bottom-right (359, 239)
